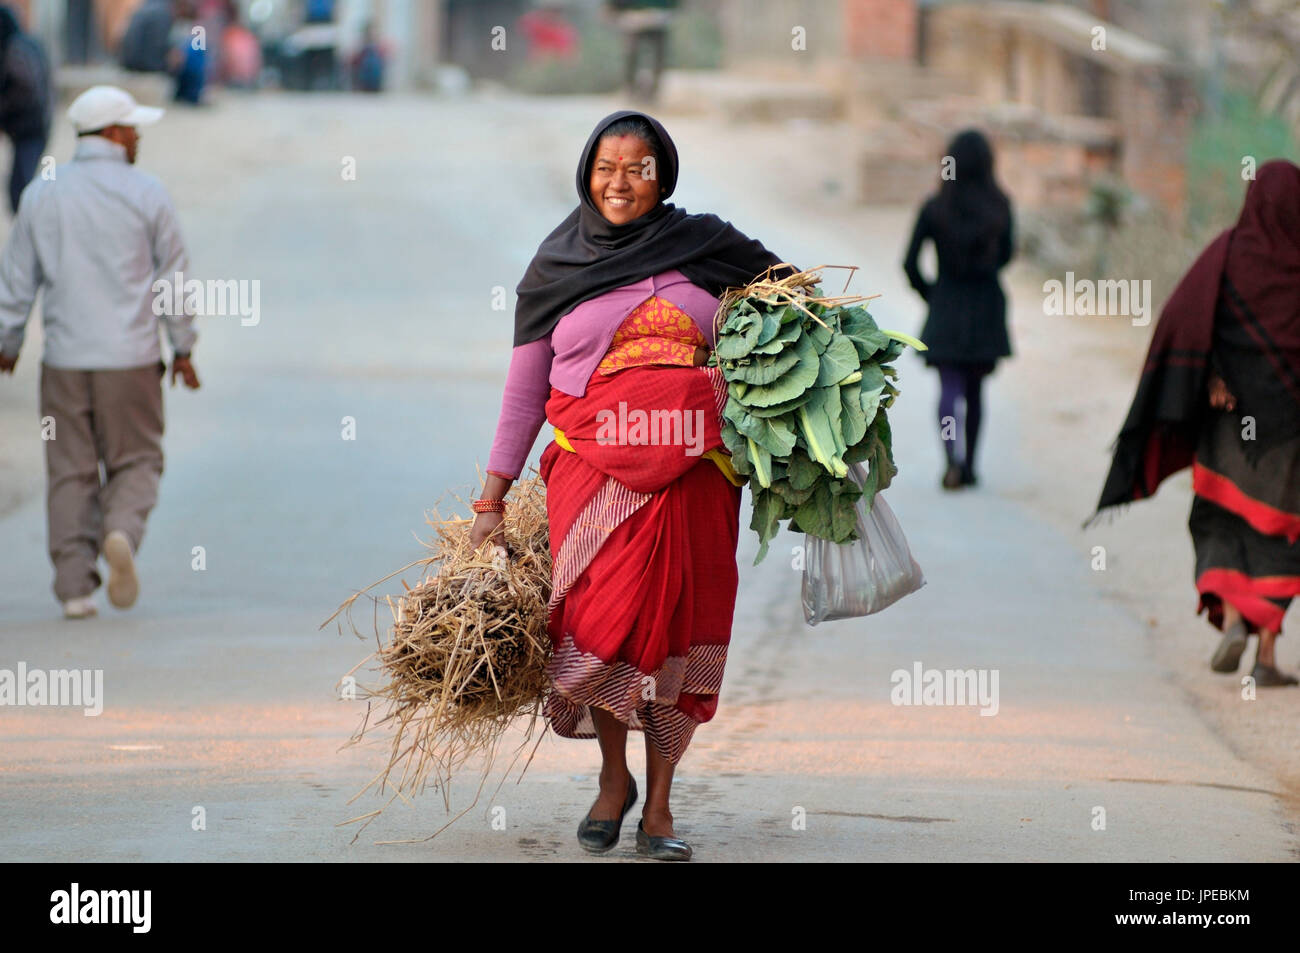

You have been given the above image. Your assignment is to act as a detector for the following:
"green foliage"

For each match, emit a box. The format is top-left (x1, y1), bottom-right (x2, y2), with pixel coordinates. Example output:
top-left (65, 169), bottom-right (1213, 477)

top-left (1188, 88), bottom-right (1300, 233)
top-left (711, 287), bottom-right (917, 563)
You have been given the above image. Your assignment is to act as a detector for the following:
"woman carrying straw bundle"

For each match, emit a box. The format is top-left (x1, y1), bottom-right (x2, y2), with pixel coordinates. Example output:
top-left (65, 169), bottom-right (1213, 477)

top-left (1093, 160), bottom-right (1300, 686)
top-left (469, 110), bottom-right (793, 859)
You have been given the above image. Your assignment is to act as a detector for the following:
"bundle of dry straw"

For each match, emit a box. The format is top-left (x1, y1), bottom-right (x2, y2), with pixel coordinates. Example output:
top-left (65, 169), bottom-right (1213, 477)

top-left (323, 475), bottom-right (552, 843)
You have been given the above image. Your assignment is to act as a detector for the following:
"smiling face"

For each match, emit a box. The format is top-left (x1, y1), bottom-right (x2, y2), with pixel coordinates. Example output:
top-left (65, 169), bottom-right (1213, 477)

top-left (588, 134), bottom-right (661, 225)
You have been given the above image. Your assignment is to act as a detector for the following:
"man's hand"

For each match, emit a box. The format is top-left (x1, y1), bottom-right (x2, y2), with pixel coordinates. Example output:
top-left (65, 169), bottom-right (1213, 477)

top-left (0, 351), bottom-right (16, 375)
top-left (171, 355), bottom-right (200, 390)
top-left (1208, 371), bottom-right (1236, 412)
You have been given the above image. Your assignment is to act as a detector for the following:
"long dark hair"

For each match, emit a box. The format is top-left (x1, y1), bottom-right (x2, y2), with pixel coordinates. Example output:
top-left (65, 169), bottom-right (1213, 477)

top-left (934, 129), bottom-right (1011, 271)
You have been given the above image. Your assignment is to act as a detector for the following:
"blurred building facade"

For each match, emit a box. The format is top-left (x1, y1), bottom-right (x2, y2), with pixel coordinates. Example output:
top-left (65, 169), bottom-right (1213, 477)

top-left (10, 0), bottom-right (1219, 225)
top-left (702, 0), bottom-right (1198, 223)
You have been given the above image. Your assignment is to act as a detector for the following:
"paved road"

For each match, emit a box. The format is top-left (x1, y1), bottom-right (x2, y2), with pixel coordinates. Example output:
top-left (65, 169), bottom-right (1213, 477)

top-left (1, 92), bottom-right (1294, 861)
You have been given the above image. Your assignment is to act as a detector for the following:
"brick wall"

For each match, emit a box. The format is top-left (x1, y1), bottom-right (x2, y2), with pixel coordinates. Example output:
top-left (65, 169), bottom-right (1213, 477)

top-left (844, 0), bottom-right (917, 60)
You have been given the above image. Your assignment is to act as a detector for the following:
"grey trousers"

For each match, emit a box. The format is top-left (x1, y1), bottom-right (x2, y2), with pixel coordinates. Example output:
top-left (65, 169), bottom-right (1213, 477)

top-left (39, 362), bottom-right (165, 601)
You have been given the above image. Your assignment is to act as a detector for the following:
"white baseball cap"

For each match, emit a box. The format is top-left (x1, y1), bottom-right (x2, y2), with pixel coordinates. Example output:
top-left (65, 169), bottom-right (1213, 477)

top-left (66, 85), bottom-right (165, 134)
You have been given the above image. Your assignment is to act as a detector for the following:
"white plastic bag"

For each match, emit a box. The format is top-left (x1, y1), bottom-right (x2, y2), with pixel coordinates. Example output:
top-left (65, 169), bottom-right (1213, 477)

top-left (801, 465), bottom-right (925, 625)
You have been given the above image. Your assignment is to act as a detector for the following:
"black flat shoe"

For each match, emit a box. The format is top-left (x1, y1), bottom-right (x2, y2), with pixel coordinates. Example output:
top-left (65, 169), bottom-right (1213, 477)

top-left (1250, 663), bottom-right (1299, 688)
top-left (1210, 620), bottom-right (1249, 673)
top-left (635, 819), bottom-right (692, 861)
top-left (576, 775), bottom-right (637, 854)
top-left (960, 464), bottom-right (978, 487)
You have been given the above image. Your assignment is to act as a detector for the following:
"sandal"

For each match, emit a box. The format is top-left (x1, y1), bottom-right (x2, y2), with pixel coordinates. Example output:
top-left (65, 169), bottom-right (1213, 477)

top-left (1250, 663), bottom-right (1299, 688)
top-left (1210, 620), bottom-right (1249, 673)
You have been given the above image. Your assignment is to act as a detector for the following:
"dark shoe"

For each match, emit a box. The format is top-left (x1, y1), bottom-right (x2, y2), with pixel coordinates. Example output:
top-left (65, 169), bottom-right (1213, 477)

top-left (1210, 621), bottom-right (1249, 673)
top-left (960, 464), bottom-right (978, 487)
top-left (635, 819), bottom-right (692, 861)
top-left (941, 465), bottom-right (963, 491)
top-left (1250, 663), bottom-right (1299, 688)
top-left (576, 774), bottom-right (637, 854)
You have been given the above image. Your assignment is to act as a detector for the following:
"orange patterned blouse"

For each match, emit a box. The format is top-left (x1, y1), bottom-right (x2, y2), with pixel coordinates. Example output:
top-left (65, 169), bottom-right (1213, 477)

top-left (596, 295), bottom-right (710, 375)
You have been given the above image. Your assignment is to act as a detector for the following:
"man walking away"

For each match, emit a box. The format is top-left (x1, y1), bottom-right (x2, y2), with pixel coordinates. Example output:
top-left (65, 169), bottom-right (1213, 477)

top-left (0, 85), bottom-right (200, 619)
top-left (0, 5), bottom-right (51, 213)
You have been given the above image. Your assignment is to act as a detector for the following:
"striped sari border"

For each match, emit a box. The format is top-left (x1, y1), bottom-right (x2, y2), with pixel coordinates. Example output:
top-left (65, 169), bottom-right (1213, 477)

top-left (543, 636), bottom-right (729, 765)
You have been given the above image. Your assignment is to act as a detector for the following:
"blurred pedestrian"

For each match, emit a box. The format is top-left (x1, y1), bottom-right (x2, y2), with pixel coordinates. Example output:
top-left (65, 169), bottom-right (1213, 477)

top-left (903, 129), bottom-right (1014, 490)
top-left (1094, 161), bottom-right (1300, 687)
top-left (0, 5), bottom-right (51, 214)
top-left (348, 21), bottom-right (387, 93)
top-left (197, 0), bottom-right (231, 87)
top-left (169, 1), bottom-right (207, 104)
top-left (606, 0), bottom-right (678, 102)
top-left (220, 2), bottom-right (263, 89)
top-left (0, 86), bottom-right (200, 620)
top-left (294, 0), bottom-right (339, 91)
top-left (120, 0), bottom-right (175, 74)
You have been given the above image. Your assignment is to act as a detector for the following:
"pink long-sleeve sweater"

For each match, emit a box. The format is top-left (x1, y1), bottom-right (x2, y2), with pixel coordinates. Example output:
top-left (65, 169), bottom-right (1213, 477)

top-left (486, 269), bottom-right (721, 479)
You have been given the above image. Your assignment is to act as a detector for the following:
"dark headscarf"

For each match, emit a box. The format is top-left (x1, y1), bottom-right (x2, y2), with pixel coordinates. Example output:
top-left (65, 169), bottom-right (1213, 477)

top-left (933, 129), bottom-right (1011, 274)
top-left (1091, 160), bottom-right (1300, 519)
top-left (512, 110), bottom-right (793, 346)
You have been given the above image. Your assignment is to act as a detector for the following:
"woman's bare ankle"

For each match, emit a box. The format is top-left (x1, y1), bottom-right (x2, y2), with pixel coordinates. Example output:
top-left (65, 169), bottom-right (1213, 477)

top-left (641, 806), bottom-right (675, 837)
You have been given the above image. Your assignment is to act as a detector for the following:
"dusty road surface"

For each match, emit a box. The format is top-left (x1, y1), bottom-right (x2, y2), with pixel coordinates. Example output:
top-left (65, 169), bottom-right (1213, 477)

top-left (1, 91), bottom-right (1296, 862)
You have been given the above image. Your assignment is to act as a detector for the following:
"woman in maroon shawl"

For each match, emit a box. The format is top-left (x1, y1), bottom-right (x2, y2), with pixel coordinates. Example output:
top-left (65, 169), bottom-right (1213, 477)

top-left (470, 111), bottom-right (793, 858)
top-left (1093, 160), bottom-right (1300, 686)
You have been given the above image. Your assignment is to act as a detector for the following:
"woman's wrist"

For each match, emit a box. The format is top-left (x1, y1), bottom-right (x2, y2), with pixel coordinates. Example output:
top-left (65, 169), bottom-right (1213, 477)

top-left (478, 472), bottom-right (514, 504)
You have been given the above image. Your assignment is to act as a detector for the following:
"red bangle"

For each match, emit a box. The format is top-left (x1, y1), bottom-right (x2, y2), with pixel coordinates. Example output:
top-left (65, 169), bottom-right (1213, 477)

top-left (472, 498), bottom-right (506, 514)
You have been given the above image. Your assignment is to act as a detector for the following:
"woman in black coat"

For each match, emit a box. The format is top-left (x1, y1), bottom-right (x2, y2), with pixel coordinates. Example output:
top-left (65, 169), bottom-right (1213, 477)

top-left (903, 129), bottom-right (1014, 489)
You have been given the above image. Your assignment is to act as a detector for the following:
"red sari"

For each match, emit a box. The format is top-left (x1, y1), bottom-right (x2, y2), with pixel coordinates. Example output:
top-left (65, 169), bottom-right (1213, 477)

top-left (538, 304), bottom-right (742, 765)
